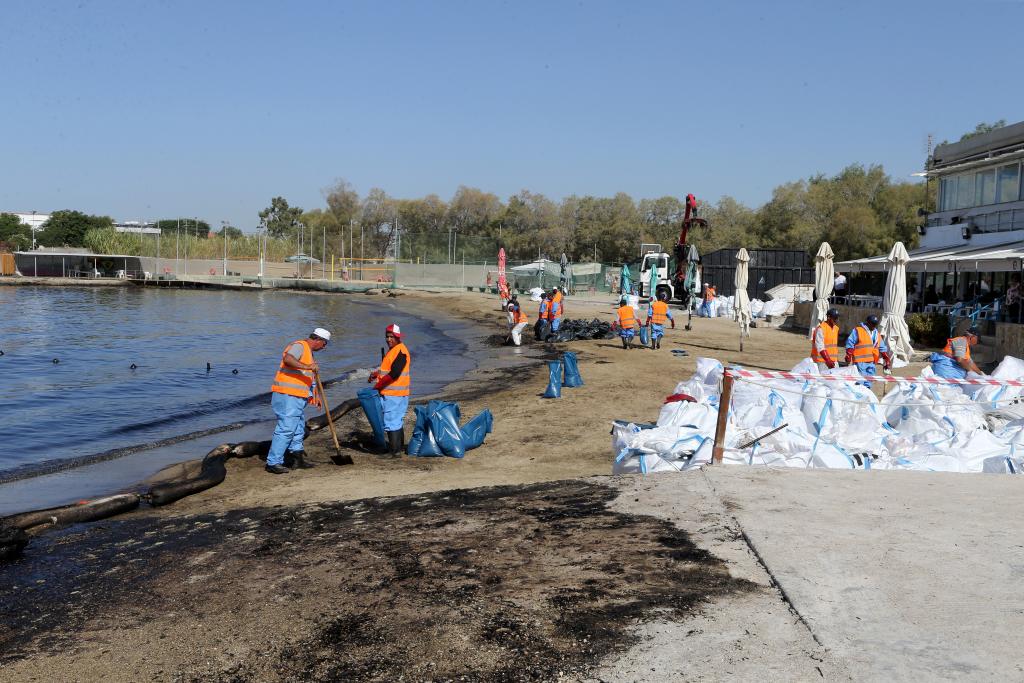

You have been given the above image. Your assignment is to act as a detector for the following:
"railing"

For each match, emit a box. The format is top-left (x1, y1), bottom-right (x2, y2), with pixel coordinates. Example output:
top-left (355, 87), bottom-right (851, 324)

top-left (947, 296), bottom-right (995, 335)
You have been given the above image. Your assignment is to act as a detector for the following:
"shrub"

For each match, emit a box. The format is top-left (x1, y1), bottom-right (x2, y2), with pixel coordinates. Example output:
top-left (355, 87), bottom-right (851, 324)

top-left (906, 313), bottom-right (949, 348)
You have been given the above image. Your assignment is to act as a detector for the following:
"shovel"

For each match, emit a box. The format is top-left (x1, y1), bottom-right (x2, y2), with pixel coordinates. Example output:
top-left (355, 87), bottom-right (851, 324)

top-left (315, 371), bottom-right (353, 466)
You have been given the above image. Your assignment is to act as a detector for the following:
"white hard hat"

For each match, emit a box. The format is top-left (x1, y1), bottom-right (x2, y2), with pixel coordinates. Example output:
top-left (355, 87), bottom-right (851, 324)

top-left (313, 327), bottom-right (331, 341)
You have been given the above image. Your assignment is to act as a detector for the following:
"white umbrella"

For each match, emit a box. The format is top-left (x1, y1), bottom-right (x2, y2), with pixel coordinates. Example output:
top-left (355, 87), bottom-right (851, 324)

top-left (734, 248), bottom-right (751, 350)
top-left (879, 241), bottom-right (914, 367)
top-left (809, 242), bottom-right (835, 337)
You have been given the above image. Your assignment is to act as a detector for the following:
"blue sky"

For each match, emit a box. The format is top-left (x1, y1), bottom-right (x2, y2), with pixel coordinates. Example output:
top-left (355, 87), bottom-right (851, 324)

top-left (3, 0), bottom-right (1022, 230)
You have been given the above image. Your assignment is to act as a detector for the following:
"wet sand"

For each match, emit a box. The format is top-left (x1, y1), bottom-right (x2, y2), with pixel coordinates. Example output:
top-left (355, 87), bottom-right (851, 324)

top-left (0, 291), bottom-right (927, 681)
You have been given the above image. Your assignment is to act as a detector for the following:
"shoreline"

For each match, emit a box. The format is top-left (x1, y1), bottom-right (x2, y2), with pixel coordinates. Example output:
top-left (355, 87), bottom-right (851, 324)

top-left (5, 290), bottom-right (964, 682)
top-left (0, 287), bottom-right (513, 515)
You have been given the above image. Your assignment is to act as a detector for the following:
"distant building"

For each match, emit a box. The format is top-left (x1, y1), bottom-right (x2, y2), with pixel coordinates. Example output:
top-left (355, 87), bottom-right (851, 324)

top-left (8, 212), bottom-right (50, 231)
top-left (113, 221), bottom-right (161, 235)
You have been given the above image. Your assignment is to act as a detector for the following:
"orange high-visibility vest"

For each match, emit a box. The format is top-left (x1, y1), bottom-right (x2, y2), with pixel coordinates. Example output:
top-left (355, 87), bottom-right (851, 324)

top-left (551, 290), bottom-right (564, 318)
top-left (271, 340), bottom-right (320, 407)
top-left (379, 342), bottom-right (411, 397)
top-left (514, 306), bottom-right (528, 324)
top-left (852, 326), bottom-right (881, 364)
top-left (539, 299), bottom-right (550, 320)
top-left (617, 305), bottom-right (636, 329)
top-left (942, 337), bottom-right (971, 361)
top-left (810, 322), bottom-right (840, 362)
top-left (703, 286), bottom-right (716, 302)
top-left (650, 300), bottom-right (669, 325)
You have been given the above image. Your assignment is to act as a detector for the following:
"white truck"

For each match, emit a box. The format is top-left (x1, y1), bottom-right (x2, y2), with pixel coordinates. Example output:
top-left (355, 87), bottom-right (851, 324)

top-left (636, 244), bottom-right (696, 302)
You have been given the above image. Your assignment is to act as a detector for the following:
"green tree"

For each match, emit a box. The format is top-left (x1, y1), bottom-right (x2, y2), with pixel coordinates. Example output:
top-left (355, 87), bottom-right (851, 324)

top-left (359, 187), bottom-right (397, 259)
top-left (37, 210), bottom-right (113, 248)
top-left (323, 179), bottom-right (361, 228)
top-left (959, 120), bottom-right (1006, 142)
top-left (259, 197), bottom-right (304, 239)
top-left (447, 186), bottom-right (502, 237)
top-left (155, 218), bottom-right (212, 237)
top-left (217, 225), bottom-right (244, 238)
top-left (0, 213), bottom-right (31, 250)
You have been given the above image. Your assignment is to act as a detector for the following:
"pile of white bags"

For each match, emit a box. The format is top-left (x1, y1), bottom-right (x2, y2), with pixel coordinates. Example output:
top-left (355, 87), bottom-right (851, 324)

top-left (612, 356), bottom-right (1024, 475)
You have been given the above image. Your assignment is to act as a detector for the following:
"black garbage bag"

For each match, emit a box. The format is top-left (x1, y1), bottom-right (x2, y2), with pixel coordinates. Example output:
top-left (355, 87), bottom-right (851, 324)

top-left (535, 319), bottom-right (549, 341)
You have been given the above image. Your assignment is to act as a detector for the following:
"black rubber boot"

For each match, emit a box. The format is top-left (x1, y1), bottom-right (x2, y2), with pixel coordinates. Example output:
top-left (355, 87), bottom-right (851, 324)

top-left (379, 430), bottom-right (402, 459)
top-left (288, 449), bottom-right (314, 469)
top-left (621, 337), bottom-right (628, 350)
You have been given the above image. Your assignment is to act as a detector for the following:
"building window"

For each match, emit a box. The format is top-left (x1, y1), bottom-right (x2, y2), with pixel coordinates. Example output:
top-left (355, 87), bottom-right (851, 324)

top-left (975, 169), bottom-right (996, 206)
top-left (996, 163), bottom-right (1020, 203)
top-left (940, 177), bottom-right (956, 211)
top-left (956, 172), bottom-right (975, 209)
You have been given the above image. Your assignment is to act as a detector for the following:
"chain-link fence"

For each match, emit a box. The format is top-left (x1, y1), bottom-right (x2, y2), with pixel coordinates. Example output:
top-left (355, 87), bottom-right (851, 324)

top-left (398, 231), bottom-right (500, 264)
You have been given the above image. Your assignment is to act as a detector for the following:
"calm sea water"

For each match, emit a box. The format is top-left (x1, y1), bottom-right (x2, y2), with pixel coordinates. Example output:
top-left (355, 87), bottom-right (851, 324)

top-left (0, 286), bottom-right (472, 479)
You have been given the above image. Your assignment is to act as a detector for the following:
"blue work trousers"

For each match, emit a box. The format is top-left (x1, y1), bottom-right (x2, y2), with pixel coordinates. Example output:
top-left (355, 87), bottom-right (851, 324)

top-left (650, 323), bottom-right (665, 340)
top-left (853, 362), bottom-right (877, 388)
top-left (619, 328), bottom-right (635, 340)
top-left (268, 392), bottom-right (309, 466)
top-left (930, 353), bottom-right (967, 380)
top-left (379, 394), bottom-right (410, 431)
top-left (550, 317), bottom-right (561, 332)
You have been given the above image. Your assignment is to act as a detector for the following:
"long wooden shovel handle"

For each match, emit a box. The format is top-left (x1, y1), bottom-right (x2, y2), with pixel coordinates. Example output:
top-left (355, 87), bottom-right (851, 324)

top-left (315, 371), bottom-right (342, 453)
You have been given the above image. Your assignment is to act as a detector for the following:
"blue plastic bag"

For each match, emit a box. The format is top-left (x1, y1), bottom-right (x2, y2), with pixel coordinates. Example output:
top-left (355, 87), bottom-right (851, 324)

top-left (461, 409), bottom-right (493, 449)
top-left (562, 351), bottom-right (583, 387)
top-left (428, 402), bottom-right (466, 458)
top-left (407, 401), bottom-right (494, 458)
top-left (543, 360), bottom-right (563, 398)
top-left (357, 387), bottom-right (387, 448)
top-left (639, 325), bottom-right (650, 347)
top-left (407, 404), bottom-right (444, 456)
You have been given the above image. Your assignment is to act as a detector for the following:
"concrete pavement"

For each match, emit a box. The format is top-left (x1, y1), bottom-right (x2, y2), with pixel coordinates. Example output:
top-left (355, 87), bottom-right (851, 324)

top-left (599, 468), bottom-right (1024, 681)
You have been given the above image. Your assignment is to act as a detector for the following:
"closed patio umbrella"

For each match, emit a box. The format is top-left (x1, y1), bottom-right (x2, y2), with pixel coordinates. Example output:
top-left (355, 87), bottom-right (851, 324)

top-left (683, 244), bottom-right (700, 330)
top-left (734, 248), bottom-right (751, 350)
top-left (879, 241), bottom-right (914, 366)
top-left (620, 263), bottom-right (632, 295)
top-left (497, 247), bottom-right (509, 302)
top-left (809, 242), bottom-right (835, 338)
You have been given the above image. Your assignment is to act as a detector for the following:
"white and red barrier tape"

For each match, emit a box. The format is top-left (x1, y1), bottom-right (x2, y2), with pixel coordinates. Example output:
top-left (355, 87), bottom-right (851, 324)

top-left (726, 368), bottom-right (1024, 388)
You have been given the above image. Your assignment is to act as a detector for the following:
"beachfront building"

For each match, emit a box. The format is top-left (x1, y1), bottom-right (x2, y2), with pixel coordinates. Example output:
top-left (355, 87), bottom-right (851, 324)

top-left (838, 120), bottom-right (1024, 324)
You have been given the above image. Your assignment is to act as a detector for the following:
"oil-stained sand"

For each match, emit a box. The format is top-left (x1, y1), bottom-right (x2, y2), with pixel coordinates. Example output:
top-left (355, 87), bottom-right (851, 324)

top-left (0, 480), bottom-right (752, 682)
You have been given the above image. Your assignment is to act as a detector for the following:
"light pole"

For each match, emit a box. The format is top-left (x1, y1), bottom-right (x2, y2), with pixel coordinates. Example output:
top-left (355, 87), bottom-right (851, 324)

top-left (221, 221), bottom-right (228, 276)
top-left (30, 210), bottom-right (37, 250)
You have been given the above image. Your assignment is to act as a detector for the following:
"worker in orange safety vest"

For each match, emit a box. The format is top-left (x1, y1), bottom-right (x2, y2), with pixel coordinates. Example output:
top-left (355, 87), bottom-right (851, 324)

top-left (844, 314), bottom-right (892, 387)
top-left (645, 290), bottom-right (675, 350)
top-left (811, 308), bottom-right (841, 372)
top-left (266, 327), bottom-right (331, 474)
top-left (368, 323), bottom-right (411, 458)
top-left (616, 297), bottom-right (637, 350)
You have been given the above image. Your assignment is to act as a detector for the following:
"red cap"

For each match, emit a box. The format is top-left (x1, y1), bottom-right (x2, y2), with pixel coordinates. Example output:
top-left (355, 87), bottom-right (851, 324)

top-left (386, 323), bottom-right (402, 338)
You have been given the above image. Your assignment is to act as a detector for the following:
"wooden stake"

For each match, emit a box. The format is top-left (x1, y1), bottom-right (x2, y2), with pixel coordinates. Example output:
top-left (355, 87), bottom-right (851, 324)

top-left (712, 371), bottom-right (734, 464)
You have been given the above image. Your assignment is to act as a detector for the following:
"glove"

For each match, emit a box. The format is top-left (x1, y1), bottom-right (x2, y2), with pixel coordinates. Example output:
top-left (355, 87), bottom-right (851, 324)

top-left (845, 349), bottom-right (854, 365)
top-left (882, 352), bottom-right (893, 370)
top-left (821, 351), bottom-right (836, 369)
top-left (670, 319), bottom-right (676, 329)
top-left (373, 375), bottom-right (390, 391)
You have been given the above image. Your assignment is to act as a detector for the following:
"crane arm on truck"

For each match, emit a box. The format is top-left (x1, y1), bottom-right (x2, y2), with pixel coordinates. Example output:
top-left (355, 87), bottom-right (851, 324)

top-left (672, 193), bottom-right (709, 300)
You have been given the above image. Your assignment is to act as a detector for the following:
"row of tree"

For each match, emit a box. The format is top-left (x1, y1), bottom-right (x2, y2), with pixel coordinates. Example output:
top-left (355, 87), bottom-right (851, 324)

top-left (2, 166), bottom-right (930, 264)
top-left (277, 165), bottom-right (928, 264)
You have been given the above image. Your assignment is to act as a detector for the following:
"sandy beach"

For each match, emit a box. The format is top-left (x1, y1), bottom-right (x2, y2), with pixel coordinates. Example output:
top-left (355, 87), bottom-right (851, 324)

top-left (3, 290), bottom-right (980, 682)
